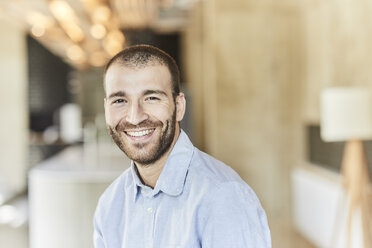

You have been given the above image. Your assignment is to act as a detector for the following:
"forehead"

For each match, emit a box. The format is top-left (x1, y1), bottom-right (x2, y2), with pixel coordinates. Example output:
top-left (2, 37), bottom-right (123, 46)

top-left (105, 63), bottom-right (172, 95)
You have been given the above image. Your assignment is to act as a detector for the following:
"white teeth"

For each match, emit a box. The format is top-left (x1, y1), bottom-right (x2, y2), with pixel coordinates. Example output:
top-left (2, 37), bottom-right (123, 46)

top-left (126, 129), bottom-right (154, 137)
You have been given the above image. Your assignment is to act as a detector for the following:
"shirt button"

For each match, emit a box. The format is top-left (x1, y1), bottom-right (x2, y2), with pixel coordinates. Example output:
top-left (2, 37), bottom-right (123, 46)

top-left (147, 207), bottom-right (153, 213)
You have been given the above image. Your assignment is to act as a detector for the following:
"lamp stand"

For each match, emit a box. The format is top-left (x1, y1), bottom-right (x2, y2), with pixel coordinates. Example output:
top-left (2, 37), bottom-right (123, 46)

top-left (341, 140), bottom-right (372, 248)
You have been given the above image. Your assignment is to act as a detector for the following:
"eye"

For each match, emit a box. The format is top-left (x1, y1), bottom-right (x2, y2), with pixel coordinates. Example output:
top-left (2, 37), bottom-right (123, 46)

top-left (146, 96), bottom-right (160, 101)
top-left (112, 98), bottom-right (126, 104)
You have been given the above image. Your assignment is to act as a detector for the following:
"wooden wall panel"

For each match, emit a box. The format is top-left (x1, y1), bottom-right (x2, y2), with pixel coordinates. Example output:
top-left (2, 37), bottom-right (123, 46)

top-left (184, 1), bottom-right (304, 216)
top-left (302, 0), bottom-right (372, 123)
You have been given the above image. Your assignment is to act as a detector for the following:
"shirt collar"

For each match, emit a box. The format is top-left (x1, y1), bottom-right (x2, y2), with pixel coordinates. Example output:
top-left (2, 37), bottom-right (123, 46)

top-left (130, 161), bottom-right (143, 200)
top-left (155, 130), bottom-right (194, 196)
top-left (130, 130), bottom-right (194, 200)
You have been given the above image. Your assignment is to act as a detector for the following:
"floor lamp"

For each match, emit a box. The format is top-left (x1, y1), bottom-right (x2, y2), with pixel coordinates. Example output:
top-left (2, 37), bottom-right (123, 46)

top-left (321, 87), bottom-right (372, 248)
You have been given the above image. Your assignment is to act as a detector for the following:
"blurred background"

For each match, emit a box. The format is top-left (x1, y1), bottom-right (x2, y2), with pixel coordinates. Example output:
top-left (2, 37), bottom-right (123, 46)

top-left (1, 0), bottom-right (372, 247)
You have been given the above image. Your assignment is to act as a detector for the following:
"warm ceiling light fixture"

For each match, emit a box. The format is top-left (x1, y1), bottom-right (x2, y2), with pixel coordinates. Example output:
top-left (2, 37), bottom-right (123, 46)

top-left (49, 0), bottom-right (85, 43)
top-left (92, 5), bottom-right (111, 23)
top-left (67, 44), bottom-right (86, 63)
top-left (80, 1), bottom-right (125, 62)
top-left (106, 30), bottom-right (125, 44)
top-left (26, 11), bottom-right (55, 38)
top-left (62, 22), bottom-right (85, 43)
top-left (90, 23), bottom-right (106, 39)
top-left (103, 39), bottom-right (123, 56)
top-left (49, 0), bottom-right (76, 21)
top-left (103, 30), bottom-right (125, 56)
top-left (26, 11), bottom-right (55, 29)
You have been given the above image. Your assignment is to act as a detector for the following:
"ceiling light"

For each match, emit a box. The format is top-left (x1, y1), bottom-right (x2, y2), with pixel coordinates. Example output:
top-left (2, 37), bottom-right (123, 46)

top-left (90, 24), bottom-right (106, 39)
top-left (31, 25), bottom-right (46, 37)
top-left (92, 5), bottom-right (111, 23)
top-left (104, 41), bottom-right (123, 57)
top-left (61, 22), bottom-right (85, 43)
top-left (67, 45), bottom-right (86, 62)
top-left (49, 0), bottom-right (85, 43)
top-left (49, 0), bottom-right (76, 22)
top-left (103, 30), bottom-right (125, 56)
top-left (106, 30), bottom-right (125, 44)
top-left (26, 11), bottom-right (54, 29)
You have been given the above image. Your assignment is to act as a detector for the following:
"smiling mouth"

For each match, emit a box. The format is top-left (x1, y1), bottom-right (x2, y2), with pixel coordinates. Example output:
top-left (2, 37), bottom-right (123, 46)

top-left (124, 128), bottom-right (155, 137)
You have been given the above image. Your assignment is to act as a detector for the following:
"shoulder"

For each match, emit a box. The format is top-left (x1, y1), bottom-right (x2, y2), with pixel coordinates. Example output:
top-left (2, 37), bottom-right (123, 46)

top-left (189, 148), bottom-right (249, 188)
top-left (186, 148), bottom-right (265, 211)
top-left (188, 150), bottom-right (271, 246)
top-left (200, 181), bottom-right (272, 247)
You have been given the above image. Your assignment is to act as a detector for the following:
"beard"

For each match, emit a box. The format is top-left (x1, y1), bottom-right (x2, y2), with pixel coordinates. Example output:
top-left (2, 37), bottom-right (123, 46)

top-left (107, 109), bottom-right (177, 166)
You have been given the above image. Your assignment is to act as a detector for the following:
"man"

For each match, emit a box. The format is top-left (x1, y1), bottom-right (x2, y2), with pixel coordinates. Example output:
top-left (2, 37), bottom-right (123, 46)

top-left (94, 44), bottom-right (271, 248)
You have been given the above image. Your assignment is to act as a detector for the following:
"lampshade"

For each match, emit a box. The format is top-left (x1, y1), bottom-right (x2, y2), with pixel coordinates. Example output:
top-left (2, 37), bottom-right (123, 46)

top-left (320, 87), bottom-right (372, 142)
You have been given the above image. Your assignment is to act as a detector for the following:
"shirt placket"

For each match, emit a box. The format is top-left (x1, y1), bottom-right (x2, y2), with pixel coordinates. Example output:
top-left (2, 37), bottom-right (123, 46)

top-left (142, 188), bottom-right (156, 248)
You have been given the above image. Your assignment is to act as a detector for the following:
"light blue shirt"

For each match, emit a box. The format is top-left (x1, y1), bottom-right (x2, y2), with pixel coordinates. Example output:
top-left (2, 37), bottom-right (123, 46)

top-left (93, 130), bottom-right (271, 248)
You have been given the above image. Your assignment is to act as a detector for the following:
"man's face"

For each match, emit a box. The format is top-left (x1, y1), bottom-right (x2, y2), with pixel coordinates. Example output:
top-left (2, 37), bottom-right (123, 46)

top-left (104, 63), bottom-right (185, 165)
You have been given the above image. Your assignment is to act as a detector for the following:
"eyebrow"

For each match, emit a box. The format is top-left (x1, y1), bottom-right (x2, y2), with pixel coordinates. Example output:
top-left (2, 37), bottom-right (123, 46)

top-left (108, 91), bottom-right (126, 99)
top-left (107, 89), bottom-right (167, 100)
top-left (143, 89), bottom-right (167, 97)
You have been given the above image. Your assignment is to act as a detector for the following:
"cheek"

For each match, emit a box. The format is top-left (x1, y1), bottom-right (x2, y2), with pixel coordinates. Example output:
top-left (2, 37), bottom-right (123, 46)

top-left (145, 104), bottom-right (173, 122)
top-left (105, 107), bottom-right (127, 126)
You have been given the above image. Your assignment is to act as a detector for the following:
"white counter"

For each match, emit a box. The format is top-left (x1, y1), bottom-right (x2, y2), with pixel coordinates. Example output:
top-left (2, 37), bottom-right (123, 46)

top-left (29, 144), bottom-right (131, 248)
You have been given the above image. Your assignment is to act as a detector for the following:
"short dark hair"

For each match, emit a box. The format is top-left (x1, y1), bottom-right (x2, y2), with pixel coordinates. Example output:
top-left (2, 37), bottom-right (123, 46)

top-left (103, 44), bottom-right (180, 99)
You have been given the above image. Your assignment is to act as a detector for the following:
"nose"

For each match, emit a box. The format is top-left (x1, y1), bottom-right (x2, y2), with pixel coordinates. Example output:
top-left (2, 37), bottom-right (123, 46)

top-left (126, 101), bottom-right (148, 125)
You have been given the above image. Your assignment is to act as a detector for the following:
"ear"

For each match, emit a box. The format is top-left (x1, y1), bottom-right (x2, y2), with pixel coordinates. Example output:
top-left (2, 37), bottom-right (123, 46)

top-left (175, 93), bottom-right (186, 122)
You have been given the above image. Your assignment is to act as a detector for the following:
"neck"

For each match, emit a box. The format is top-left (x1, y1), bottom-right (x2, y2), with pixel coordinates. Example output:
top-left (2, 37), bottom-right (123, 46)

top-left (135, 126), bottom-right (181, 188)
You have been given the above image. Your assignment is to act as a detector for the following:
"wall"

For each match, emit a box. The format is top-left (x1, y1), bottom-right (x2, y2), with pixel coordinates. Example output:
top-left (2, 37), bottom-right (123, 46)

top-left (302, 0), bottom-right (372, 123)
top-left (184, 0), bottom-right (305, 217)
top-left (184, 0), bottom-right (372, 246)
top-left (0, 15), bottom-right (28, 197)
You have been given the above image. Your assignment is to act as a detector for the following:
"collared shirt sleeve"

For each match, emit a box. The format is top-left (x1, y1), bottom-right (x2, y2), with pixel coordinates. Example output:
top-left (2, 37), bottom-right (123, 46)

top-left (200, 181), bottom-right (271, 248)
